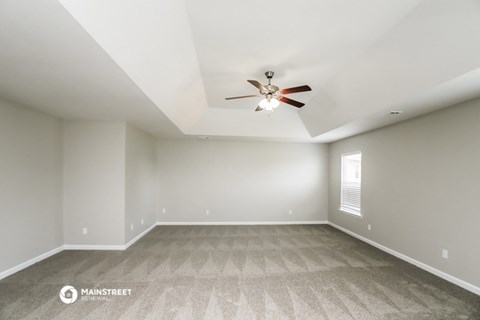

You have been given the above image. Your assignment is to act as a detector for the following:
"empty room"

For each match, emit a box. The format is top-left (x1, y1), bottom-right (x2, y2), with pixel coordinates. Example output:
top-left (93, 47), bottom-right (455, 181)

top-left (1, 0), bottom-right (480, 319)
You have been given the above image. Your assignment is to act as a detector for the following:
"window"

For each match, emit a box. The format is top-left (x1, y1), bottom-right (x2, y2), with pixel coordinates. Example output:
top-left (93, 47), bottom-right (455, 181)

top-left (340, 152), bottom-right (362, 216)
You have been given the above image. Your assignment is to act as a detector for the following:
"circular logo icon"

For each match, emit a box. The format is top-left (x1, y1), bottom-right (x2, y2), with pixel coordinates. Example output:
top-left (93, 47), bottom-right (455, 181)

top-left (59, 285), bottom-right (78, 304)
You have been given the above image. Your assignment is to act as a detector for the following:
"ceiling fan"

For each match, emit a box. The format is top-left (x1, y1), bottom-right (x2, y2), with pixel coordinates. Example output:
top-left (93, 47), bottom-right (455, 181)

top-left (225, 71), bottom-right (311, 112)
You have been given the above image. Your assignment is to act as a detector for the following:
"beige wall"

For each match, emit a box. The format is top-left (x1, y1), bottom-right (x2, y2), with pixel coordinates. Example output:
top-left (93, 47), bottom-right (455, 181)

top-left (0, 99), bottom-right (63, 274)
top-left (125, 123), bottom-right (157, 242)
top-left (63, 121), bottom-right (126, 246)
top-left (329, 98), bottom-right (480, 288)
top-left (157, 139), bottom-right (329, 223)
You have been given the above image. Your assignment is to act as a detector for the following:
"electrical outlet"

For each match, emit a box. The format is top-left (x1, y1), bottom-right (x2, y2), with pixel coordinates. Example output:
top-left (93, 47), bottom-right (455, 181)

top-left (162, 208), bottom-right (166, 213)
top-left (141, 218), bottom-right (144, 225)
top-left (442, 249), bottom-right (448, 259)
top-left (206, 209), bottom-right (210, 215)
top-left (288, 209), bottom-right (293, 215)
top-left (82, 227), bottom-right (88, 235)
top-left (368, 224), bottom-right (371, 231)
top-left (130, 224), bottom-right (134, 231)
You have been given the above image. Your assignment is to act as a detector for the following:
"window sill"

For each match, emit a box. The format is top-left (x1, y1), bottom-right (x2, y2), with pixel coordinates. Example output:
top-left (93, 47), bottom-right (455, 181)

top-left (338, 207), bottom-right (362, 218)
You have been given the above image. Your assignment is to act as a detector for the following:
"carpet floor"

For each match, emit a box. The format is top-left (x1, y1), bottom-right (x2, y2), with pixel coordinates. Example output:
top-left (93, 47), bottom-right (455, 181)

top-left (0, 225), bottom-right (479, 319)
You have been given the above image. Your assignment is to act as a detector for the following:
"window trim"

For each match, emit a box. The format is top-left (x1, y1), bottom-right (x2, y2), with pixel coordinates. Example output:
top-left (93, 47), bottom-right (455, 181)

top-left (339, 151), bottom-right (362, 217)
top-left (338, 206), bottom-right (363, 218)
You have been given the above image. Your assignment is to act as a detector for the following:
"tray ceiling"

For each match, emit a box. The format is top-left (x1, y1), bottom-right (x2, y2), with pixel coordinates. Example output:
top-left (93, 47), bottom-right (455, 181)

top-left (1, 0), bottom-right (480, 142)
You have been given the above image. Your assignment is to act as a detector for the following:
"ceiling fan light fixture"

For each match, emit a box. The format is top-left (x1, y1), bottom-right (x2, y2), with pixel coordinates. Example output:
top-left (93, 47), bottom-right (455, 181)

top-left (259, 97), bottom-right (280, 111)
top-left (225, 71), bottom-right (311, 111)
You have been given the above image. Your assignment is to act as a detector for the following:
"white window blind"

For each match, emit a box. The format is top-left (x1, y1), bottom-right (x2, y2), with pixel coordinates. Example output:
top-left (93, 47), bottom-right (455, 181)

top-left (340, 152), bottom-right (362, 215)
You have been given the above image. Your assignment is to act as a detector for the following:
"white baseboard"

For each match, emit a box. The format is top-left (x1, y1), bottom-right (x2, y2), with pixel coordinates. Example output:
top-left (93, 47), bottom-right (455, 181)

top-left (156, 220), bottom-right (329, 226)
top-left (2, 221), bottom-right (478, 297)
top-left (64, 222), bottom-right (158, 251)
top-left (124, 223), bottom-right (157, 250)
top-left (63, 244), bottom-right (125, 250)
top-left (1, 222), bottom-right (159, 279)
top-left (328, 222), bottom-right (480, 296)
top-left (0, 245), bottom-right (64, 280)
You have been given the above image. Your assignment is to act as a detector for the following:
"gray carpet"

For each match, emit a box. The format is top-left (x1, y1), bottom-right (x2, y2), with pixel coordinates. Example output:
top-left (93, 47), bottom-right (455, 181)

top-left (0, 225), bottom-right (479, 319)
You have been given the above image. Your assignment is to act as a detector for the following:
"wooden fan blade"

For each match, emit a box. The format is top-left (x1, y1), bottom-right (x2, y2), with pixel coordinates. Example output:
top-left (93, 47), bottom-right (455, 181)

top-left (280, 85), bottom-right (312, 95)
top-left (255, 106), bottom-right (263, 112)
top-left (225, 94), bottom-right (260, 100)
top-left (247, 80), bottom-right (266, 91)
top-left (279, 96), bottom-right (305, 108)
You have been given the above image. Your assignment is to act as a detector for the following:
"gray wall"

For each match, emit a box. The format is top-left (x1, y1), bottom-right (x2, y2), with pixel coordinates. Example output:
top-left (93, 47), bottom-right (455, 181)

top-left (3, 92), bottom-right (478, 293)
top-left (0, 99), bottom-right (63, 273)
top-left (125, 123), bottom-right (157, 242)
top-left (329, 98), bottom-right (480, 288)
top-left (63, 121), bottom-right (126, 245)
top-left (157, 139), bottom-right (329, 222)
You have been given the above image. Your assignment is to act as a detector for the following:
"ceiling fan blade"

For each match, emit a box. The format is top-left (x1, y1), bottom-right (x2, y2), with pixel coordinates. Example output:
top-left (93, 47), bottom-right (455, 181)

top-left (279, 96), bottom-right (305, 108)
top-left (247, 80), bottom-right (266, 91)
top-left (225, 94), bottom-right (260, 100)
top-left (255, 106), bottom-right (263, 112)
top-left (280, 85), bottom-right (312, 95)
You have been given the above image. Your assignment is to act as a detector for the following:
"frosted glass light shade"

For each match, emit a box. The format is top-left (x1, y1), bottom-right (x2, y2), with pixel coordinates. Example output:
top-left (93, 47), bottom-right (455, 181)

top-left (259, 98), bottom-right (280, 111)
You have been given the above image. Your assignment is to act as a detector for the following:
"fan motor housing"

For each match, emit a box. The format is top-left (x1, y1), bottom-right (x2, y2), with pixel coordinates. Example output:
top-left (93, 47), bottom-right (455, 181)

top-left (260, 84), bottom-right (279, 95)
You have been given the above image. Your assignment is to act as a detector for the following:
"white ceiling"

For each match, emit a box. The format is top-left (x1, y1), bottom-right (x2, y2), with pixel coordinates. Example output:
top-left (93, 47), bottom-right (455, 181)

top-left (0, 0), bottom-right (182, 138)
top-left (1, 0), bottom-right (480, 142)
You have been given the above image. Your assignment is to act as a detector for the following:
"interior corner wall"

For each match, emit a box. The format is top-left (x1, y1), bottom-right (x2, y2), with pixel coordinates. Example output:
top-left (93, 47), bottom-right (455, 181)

top-left (328, 98), bottom-right (480, 288)
top-left (125, 123), bottom-right (157, 243)
top-left (62, 120), bottom-right (126, 246)
top-left (156, 139), bottom-right (329, 223)
top-left (0, 98), bottom-right (63, 274)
